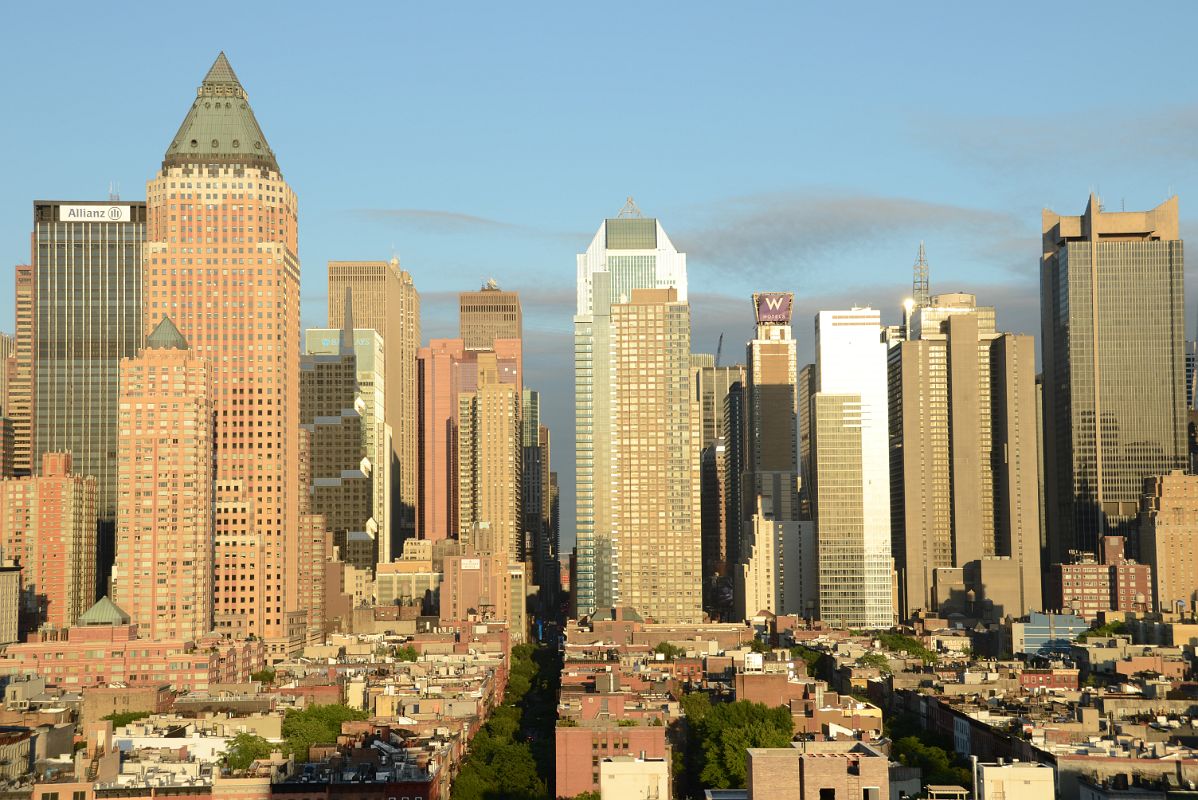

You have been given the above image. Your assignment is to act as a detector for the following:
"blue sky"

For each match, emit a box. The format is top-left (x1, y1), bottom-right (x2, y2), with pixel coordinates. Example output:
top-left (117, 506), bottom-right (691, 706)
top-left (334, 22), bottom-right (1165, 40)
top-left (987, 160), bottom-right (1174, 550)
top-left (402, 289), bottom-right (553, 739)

top-left (4, 2), bottom-right (1198, 548)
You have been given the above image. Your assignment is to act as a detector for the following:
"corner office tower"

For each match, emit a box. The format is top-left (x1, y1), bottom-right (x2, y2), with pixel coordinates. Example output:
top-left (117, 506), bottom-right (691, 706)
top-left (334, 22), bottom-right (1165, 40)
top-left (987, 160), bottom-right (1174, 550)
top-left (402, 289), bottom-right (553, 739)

top-left (143, 53), bottom-right (303, 656)
top-left (1040, 195), bottom-right (1186, 564)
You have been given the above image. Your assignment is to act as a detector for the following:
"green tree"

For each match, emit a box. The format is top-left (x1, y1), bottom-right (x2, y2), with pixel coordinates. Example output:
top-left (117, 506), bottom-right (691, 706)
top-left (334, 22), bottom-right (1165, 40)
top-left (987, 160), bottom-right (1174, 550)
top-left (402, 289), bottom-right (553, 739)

top-left (394, 644), bottom-right (418, 662)
top-left (856, 652), bottom-right (892, 674)
top-left (790, 645), bottom-right (826, 679)
top-left (654, 641), bottom-right (685, 660)
top-left (1077, 621), bottom-right (1127, 641)
top-left (250, 668), bottom-right (276, 684)
top-left (749, 637), bottom-right (772, 654)
top-left (101, 711), bottom-right (150, 728)
top-left (878, 632), bottom-right (939, 664)
top-left (691, 700), bottom-right (794, 789)
top-left (282, 704), bottom-right (368, 760)
top-left (223, 732), bottom-right (273, 772)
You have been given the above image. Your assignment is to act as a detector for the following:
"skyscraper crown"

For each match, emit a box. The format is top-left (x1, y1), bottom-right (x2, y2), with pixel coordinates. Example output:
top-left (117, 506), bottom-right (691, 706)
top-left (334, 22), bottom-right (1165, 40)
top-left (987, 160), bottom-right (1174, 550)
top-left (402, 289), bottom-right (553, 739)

top-left (163, 52), bottom-right (279, 173)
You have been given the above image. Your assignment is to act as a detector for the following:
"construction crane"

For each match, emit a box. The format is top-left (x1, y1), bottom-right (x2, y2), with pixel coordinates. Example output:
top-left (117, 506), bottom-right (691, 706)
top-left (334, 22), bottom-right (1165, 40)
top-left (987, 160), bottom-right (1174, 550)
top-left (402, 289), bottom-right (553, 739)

top-left (715, 333), bottom-right (724, 367)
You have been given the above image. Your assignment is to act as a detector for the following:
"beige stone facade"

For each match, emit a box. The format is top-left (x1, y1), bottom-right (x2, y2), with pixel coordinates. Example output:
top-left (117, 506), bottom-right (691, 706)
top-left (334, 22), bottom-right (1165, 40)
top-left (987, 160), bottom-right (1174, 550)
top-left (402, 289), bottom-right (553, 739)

top-left (889, 294), bottom-right (1042, 620)
top-left (328, 259), bottom-right (420, 548)
top-left (112, 319), bottom-right (214, 641)
top-left (1140, 471), bottom-right (1198, 615)
top-left (0, 452), bottom-right (97, 630)
top-left (610, 288), bottom-right (702, 623)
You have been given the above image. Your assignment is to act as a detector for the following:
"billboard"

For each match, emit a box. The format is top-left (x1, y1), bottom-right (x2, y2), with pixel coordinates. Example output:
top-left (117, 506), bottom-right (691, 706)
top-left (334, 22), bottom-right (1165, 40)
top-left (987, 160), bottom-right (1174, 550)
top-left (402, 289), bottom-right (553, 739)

top-left (59, 205), bottom-right (131, 223)
top-left (753, 292), bottom-right (793, 324)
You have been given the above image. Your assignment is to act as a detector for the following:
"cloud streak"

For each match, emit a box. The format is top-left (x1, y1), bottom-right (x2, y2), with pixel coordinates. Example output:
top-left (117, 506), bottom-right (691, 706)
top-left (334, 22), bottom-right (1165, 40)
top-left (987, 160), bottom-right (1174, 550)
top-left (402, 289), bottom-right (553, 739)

top-left (675, 190), bottom-right (1034, 276)
top-left (353, 208), bottom-right (587, 242)
top-left (914, 104), bottom-right (1198, 176)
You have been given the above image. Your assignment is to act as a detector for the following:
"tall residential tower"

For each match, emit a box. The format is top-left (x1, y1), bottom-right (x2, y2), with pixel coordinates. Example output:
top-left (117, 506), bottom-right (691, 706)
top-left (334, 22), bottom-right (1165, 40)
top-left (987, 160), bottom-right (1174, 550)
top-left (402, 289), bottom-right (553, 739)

top-left (573, 204), bottom-right (688, 617)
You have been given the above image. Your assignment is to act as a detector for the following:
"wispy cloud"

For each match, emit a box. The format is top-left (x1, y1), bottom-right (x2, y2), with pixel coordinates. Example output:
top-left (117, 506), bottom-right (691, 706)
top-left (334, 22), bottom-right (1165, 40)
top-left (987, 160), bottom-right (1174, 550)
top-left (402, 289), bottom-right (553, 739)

top-left (675, 190), bottom-right (1033, 276)
top-left (353, 208), bottom-right (587, 242)
top-left (914, 104), bottom-right (1198, 176)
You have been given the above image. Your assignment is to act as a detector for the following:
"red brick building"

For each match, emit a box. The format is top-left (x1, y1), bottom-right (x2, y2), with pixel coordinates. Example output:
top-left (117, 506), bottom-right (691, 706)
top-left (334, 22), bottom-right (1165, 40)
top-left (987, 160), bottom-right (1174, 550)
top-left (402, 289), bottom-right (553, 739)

top-left (555, 722), bottom-right (667, 798)
top-left (1048, 536), bottom-right (1152, 621)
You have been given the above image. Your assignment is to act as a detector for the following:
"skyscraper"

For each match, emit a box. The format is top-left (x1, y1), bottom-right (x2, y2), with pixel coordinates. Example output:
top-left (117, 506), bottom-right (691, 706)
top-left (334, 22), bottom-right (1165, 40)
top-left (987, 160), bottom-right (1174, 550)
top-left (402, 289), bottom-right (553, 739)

top-left (460, 280), bottom-right (522, 351)
top-left (31, 200), bottom-right (145, 522)
top-left (328, 259), bottom-right (420, 551)
top-left (417, 338), bottom-right (521, 541)
top-left (10, 265), bottom-right (34, 477)
top-left (573, 204), bottom-right (688, 617)
top-left (522, 389), bottom-right (554, 594)
top-left (457, 352), bottom-right (523, 561)
top-left (0, 452), bottom-right (97, 631)
top-left (609, 288), bottom-right (702, 623)
top-left (735, 293), bottom-right (815, 619)
top-left (1041, 195), bottom-right (1187, 563)
top-left (889, 293), bottom-right (1042, 620)
top-left (811, 308), bottom-right (893, 628)
top-left (112, 317), bottom-right (213, 641)
top-left (304, 326), bottom-right (391, 564)
top-left (690, 355), bottom-right (745, 588)
top-left (144, 53), bottom-right (304, 655)
top-left (301, 298), bottom-right (375, 573)
top-left (1139, 471), bottom-right (1198, 616)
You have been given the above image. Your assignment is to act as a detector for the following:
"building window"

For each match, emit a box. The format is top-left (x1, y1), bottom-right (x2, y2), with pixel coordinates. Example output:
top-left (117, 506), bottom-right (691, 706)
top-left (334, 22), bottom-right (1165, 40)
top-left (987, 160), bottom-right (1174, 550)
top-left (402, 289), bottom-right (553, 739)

top-left (821, 790), bottom-right (836, 800)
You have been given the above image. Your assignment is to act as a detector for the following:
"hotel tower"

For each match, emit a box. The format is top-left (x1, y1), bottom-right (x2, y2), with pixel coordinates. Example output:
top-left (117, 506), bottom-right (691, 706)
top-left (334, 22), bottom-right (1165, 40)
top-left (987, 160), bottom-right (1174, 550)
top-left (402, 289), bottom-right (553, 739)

top-left (143, 53), bottom-right (303, 656)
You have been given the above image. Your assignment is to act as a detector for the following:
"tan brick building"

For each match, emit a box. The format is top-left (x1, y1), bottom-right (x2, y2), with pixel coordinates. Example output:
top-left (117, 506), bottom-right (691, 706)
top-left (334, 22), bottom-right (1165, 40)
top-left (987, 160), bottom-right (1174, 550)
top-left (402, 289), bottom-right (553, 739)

top-left (112, 317), bottom-right (213, 641)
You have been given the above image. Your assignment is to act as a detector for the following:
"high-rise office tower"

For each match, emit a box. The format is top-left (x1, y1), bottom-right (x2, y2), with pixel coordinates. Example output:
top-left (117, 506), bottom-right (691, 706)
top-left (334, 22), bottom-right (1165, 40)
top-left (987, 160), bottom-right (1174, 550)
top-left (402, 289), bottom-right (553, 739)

top-left (457, 352), bottom-right (523, 561)
top-left (112, 317), bottom-right (213, 641)
top-left (31, 200), bottom-right (145, 522)
top-left (573, 205), bottom-right (688, 617)
top-left (1041, 195), bottom-right (1187, 563)
top-left (735, 293), bottom-right (815, 620)
top-left (811, 308), bottom-right (893, 628)
top-left (417, 338), bottom-right (522, 541)
top-left (609, 288), bottom-right (702, 623)
top-left (301, 298), bottom-right (375, 573)
top-left (144, 53), bottom-right (303, 655)
top-left (522, 389), bottom-right (554, 593)
top-left (721, 381), bottom-right (747, 566)
top-left (889, 292), bottom-right (1042, 621)
top-left (0, 452), bottom-right (97, 630)
top-left (304, 326), bottom-right (391, 564)
top-left (0, 333), bottom-right (12, 416)
top-left (0, 333), bottom-right (12, 480)
top-left (460, 280), bottom-right (522, 351)
top-left (691, 354), bottom-right (745, 586)
top-left (10, 265), bottom-right (34, 477)
top-left (328, 259), bottom-right (420, 552)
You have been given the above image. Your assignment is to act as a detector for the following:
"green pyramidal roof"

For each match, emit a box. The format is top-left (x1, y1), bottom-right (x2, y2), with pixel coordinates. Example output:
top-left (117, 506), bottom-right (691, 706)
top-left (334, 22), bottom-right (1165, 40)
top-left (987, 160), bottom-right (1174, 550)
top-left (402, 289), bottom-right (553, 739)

top-left (146, 316), bottom-right (189, 350)
top-left (77, 596), bottom-right (131, 627)
top-left (163, 51), bottom-right (280, 173)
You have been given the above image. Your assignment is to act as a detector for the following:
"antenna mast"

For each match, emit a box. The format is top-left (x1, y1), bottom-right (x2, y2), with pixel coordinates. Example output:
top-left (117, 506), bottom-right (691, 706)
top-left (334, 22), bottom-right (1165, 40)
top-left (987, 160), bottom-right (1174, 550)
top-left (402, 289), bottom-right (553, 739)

top-left (912, 241), bottom-right (930, 308)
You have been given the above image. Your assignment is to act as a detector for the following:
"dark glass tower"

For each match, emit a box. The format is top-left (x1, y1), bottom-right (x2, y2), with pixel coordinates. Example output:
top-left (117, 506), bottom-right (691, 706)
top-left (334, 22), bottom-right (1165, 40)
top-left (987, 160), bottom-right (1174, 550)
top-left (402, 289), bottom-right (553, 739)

top-left (32, 200), bottom-right (145, 520)
top-left (1041, 194), bottom-right (1187, 564)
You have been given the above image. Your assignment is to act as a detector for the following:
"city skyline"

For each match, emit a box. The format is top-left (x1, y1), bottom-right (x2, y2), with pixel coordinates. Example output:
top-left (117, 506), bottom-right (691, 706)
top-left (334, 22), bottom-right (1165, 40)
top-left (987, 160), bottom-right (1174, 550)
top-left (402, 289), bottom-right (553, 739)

top-left (7, 5), bottom-right (1198, 551)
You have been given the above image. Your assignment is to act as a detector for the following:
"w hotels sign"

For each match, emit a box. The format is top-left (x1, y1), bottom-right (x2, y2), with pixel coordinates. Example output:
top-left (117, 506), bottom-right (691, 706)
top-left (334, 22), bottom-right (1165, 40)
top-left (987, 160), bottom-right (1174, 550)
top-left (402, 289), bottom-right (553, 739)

top-left (753, 292), bottom-right (793, 324)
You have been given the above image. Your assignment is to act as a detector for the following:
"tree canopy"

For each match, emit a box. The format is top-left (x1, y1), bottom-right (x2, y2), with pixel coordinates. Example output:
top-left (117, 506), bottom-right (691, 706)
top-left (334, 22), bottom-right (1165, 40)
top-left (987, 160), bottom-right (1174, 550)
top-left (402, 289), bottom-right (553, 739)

top-left (282, 704), bottom-right (368, 761)
top-left (690, 700), bottom-right (794, 789)
top-left (223, 732), bottom-right (273, 772)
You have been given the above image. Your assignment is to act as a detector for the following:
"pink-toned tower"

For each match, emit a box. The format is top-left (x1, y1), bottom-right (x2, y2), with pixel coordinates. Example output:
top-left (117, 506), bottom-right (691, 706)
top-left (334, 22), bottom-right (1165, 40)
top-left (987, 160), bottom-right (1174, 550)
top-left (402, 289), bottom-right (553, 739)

top-left (417, 339), bottom-right (522, 541)
top-left (143, 53), bottom-right (303, 657)
top-left (0, 452), bottom-right (97, 631)
top-left (112, 317), bottom-right (214, 641)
